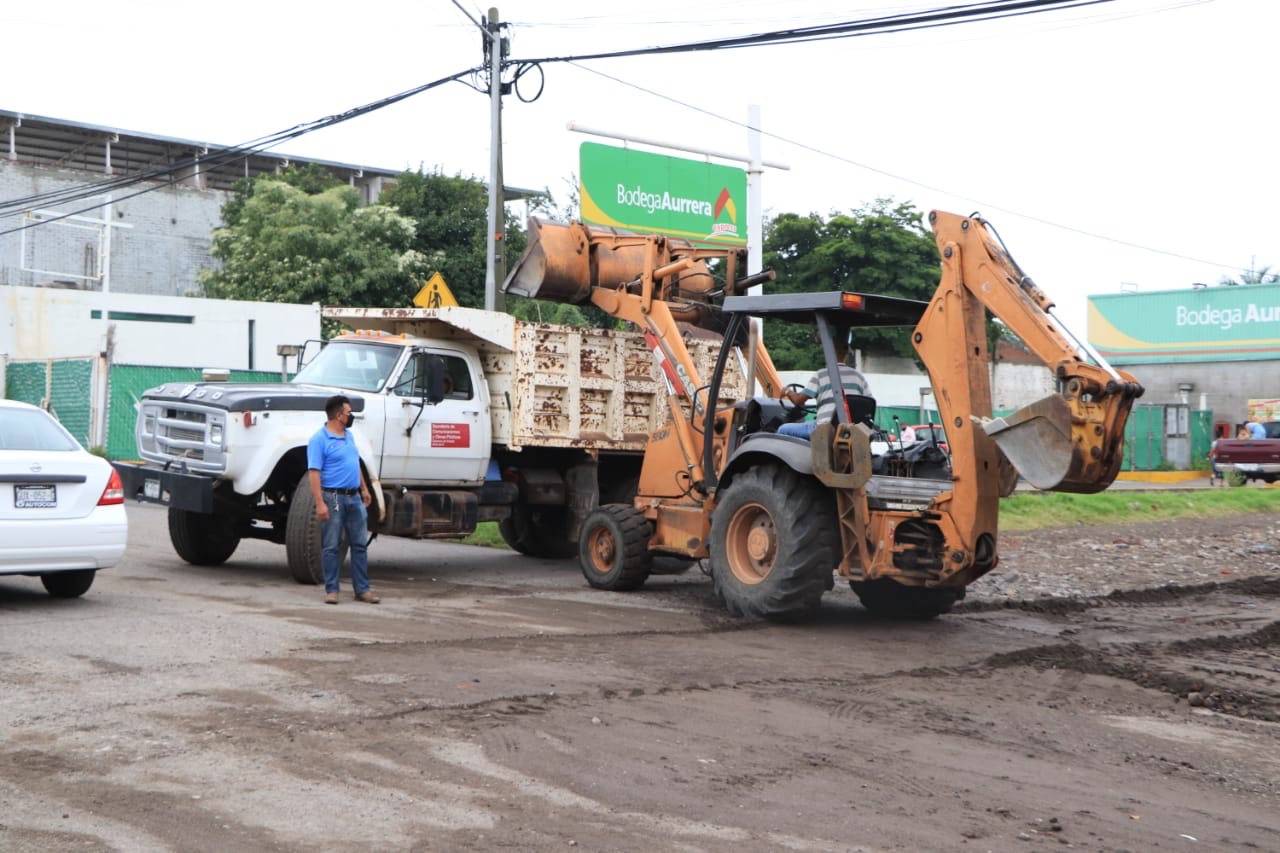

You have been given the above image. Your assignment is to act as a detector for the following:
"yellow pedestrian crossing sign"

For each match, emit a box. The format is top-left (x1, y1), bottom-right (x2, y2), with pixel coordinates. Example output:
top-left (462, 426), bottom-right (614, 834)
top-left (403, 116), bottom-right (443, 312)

top-left (413, 272), bottom-right (459, 308)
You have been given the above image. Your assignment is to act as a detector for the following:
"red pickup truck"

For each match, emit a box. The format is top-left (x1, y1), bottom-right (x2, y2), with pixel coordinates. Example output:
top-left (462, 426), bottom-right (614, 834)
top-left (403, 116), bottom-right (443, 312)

top-left (1211, 422), bottom-right (1280, 483)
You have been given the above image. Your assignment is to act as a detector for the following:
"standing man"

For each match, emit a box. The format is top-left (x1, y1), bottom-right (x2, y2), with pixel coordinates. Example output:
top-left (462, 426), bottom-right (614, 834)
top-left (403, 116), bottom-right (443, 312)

top-left (307, 395), bottom-right (380, 605)
top-left (778, 337), bottom-right (872, 439)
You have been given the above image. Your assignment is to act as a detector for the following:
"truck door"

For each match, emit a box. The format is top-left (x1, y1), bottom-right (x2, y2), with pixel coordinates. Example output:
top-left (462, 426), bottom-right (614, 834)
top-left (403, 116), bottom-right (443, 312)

top-left (380, 349), bottom-right (490, 484)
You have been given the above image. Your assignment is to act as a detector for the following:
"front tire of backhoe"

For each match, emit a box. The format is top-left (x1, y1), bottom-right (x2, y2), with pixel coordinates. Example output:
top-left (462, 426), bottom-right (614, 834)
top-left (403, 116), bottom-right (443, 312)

top-left (168, 508), bottom-right (240, 566)
top-left (709, 466), bottom-right (838, 621)
top-left (579, 505), bottom-right (653, 591)
top-left (851, 579), bottom-right (961, 620)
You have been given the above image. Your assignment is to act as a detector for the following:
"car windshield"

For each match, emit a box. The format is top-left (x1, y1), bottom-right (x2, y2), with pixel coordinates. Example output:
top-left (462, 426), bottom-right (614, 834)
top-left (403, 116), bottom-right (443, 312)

top-left (292, 340), bottom-right (402, 392)
top-left (0, 407), bottom-right (81, 451)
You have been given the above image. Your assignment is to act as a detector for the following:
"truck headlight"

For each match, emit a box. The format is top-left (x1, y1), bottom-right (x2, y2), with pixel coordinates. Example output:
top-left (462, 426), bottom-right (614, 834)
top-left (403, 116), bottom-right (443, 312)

top-left (142, 414), bottom-right (156, 436)
top-left (209, 423), bottom-right (224, 445)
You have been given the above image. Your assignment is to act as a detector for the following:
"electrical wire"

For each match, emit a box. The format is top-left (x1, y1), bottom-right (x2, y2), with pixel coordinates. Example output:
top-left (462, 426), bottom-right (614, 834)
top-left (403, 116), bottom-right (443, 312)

top-left (506, 0), bottom-right (1115, 64)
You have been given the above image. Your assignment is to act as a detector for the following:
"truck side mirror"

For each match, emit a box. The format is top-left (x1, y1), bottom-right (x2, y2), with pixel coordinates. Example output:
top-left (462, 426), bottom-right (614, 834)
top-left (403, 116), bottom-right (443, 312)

top-left (424, 355), bottom-right (447, 404)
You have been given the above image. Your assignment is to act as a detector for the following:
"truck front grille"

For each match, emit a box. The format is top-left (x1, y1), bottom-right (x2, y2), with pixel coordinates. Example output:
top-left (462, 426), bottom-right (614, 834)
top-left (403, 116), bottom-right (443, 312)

top-left (136, 402), bottom-right (227, 473)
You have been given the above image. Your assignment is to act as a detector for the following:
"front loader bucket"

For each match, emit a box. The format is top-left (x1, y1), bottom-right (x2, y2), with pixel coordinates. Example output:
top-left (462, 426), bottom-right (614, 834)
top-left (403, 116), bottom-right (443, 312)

top-left (504, 218), bottom-right (721, 306)
top-left (981, 394), bottom-right (1108, 493)
top-left (504, 218), bottom-right (593, 304)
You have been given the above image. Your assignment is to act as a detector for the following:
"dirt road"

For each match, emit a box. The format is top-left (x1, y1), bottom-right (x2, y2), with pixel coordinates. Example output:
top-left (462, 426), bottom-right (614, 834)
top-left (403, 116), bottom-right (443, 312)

top-left (1, 503), bottom-right (1276, 851)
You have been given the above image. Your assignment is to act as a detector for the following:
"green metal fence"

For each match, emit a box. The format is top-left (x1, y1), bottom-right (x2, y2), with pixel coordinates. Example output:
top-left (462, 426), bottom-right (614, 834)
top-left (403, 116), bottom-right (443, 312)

top-left (4, 358), bottom-right (96, 448)
top-left (106, 365), bottom-right (285, 460)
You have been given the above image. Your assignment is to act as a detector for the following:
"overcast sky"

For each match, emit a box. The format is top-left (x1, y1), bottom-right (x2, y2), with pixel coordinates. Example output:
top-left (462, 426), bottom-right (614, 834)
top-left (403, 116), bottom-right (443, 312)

top-left (3, 0), bottom-right (1273, 334)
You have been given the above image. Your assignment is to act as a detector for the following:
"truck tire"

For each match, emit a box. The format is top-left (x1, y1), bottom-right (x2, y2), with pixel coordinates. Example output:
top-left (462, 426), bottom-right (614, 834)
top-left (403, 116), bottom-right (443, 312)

top-left (499, 504), bottom-right (579, 559)
top-left (709, 465), bottom-right (838, 621)
top-left (851, 578), bottom-right (960, 620)
top-left (579, 504), bottom-right (653, 591)
top-left (285, 480), bottom-right (348, 585)
top-left (41, 570), bottom-right (96, 598)
top-left (169, 507), bottom-right (241, 566)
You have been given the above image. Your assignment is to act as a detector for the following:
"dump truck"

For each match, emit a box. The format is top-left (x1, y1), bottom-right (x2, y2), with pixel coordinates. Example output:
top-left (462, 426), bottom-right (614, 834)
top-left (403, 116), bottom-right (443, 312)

top-left (503, 210), bottom-right (1145, 619)
top-left (113, 306), bottom-right (744, 583)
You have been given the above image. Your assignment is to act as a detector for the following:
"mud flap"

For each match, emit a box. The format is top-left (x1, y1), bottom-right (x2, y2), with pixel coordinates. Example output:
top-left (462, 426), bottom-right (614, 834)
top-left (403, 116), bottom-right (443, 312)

top-left (980, 394), bottom-right (1085, 492)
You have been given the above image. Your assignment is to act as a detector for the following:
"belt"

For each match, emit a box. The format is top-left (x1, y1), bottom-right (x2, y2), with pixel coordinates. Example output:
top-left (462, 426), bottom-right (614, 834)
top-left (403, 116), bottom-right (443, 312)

top-left (323, 487), bottom-right (360, 496)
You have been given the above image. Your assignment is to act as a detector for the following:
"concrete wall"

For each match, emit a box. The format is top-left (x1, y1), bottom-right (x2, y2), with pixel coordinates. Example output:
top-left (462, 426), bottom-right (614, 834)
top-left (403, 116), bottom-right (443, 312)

top-left (0, 285), bottom-right (320, 371)
top-left (1115, 360), bottom-right (1276, 429)
top-left (0, 160), bottom-right (226, 297)
top-left (857, 352), bottom-right (1054, 411)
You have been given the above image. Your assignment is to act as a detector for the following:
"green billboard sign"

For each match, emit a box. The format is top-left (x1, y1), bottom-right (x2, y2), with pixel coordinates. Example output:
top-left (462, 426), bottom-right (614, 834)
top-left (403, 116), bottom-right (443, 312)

top-left (1089, 282), bottom-right (1280, 364)
top-left (579, 142), bottom-right (747, 247)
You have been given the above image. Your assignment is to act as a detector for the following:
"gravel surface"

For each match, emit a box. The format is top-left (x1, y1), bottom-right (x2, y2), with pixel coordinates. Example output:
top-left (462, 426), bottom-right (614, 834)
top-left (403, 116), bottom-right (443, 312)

top-left (966, 512), bottom-right (1280, 603)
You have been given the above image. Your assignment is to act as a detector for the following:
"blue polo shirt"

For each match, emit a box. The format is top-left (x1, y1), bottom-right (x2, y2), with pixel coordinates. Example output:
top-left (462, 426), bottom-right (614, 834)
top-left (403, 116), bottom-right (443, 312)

top-left (307, 426), bottom-right (361, 490)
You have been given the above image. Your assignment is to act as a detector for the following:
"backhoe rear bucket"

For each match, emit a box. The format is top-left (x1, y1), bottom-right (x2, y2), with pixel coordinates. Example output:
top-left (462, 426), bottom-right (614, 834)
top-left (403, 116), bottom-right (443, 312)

top-left (981, 394), bottom-right (1103, 493)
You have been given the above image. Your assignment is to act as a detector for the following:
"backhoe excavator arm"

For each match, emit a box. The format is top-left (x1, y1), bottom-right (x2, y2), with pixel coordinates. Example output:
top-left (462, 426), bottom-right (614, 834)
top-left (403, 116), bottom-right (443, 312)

top-left (918, 211), bottom-right (1144, 495)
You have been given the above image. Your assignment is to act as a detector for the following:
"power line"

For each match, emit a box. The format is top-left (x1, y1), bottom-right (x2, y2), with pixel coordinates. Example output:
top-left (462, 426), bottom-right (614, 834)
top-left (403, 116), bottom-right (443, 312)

top-left (507, 0), bottom-right (1115, 64)
top-left (0, 1), bottom-right (1121, 235)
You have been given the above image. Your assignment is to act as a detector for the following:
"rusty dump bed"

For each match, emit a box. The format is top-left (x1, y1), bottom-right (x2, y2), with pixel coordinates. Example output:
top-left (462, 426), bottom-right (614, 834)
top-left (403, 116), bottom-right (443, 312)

top-left (324, 306), bottom-right (745, 453)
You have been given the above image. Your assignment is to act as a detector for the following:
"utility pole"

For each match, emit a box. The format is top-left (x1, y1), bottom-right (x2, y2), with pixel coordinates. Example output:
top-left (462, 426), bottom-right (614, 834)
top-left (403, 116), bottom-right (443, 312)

top-left (484, 8), bottom-right (507, 312)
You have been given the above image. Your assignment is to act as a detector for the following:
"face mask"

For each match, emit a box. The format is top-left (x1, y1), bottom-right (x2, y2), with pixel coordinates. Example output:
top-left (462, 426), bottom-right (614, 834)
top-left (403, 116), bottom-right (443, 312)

top-left (344, 413), bottom-right (355, 428)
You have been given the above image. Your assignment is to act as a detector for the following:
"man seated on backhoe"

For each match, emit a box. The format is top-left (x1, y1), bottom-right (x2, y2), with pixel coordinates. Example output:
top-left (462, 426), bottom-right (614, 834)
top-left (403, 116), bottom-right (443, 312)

top-left (777, 335), bottom-right (873, 439)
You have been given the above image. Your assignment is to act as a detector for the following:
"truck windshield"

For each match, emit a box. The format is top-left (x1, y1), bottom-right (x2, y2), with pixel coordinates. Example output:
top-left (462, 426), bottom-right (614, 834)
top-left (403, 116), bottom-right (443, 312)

top-left (291, 340), bottom-right (401, 392)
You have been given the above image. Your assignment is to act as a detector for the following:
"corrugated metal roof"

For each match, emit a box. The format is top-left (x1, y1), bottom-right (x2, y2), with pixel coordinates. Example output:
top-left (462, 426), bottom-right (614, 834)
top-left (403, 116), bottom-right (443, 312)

top-left (0, 108), bottom-right (401, 193)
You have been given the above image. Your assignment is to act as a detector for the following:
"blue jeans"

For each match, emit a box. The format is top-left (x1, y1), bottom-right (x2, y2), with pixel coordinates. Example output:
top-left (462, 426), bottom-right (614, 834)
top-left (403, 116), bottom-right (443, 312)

top-left (778, 420), bottom-right (817, 439)
top-left (321, 492), bottom-right (371, 595)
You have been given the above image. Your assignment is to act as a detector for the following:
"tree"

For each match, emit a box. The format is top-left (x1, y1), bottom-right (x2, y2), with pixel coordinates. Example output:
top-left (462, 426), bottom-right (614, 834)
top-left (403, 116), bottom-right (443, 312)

top-left (199, 179), bottom-right (430, 315)
top-left (217, 163), bottom-right (344, 231)
top-left (1218, 264), bottom-right (1277, 286)
top-left (380, 168), bottom-right (537, 309)
top-left (761, 199), bottom-right (941, 370)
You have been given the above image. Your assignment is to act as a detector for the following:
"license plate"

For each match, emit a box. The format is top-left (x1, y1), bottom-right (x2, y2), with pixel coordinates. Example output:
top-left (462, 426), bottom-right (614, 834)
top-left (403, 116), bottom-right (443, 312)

top-left (15, 484), bottom-right (56, 508)
top-left (144, 478), bottom-right (161, 499)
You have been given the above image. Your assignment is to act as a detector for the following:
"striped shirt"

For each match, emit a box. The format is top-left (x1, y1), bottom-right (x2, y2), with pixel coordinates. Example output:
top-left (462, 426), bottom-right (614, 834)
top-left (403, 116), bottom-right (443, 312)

top-left (804, 365), bottom-right (872, 423)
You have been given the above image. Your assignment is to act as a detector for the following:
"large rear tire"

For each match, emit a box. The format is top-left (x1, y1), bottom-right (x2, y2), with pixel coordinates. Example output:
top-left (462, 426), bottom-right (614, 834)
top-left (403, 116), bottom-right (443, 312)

top-left (851, 578), bottom-right (961, 620)
top-left (709, 465), bottom-right (838, 621)
top-left (168, 508), bottom-right (240, 566)
top-left (285, 480), bottom-right (348, 585)
top-left (499, 504), bottom-right (579, 559)
top-left (41, 569), bottom-right (95, 598)
top-left (579, 505), bottom-right (653, 591)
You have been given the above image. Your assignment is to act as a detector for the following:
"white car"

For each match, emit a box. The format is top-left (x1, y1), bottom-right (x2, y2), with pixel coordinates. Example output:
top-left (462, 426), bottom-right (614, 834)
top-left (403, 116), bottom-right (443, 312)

top-left (0, 399), bottom-right (128, 597)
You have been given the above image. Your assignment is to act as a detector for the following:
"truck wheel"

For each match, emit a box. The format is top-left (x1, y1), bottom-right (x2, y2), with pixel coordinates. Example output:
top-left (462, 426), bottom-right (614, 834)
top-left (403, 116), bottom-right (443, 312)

top-left (41, 570), bottom-right (96, 598)
top-left (169, 508), bottom-right (241, 566)
top-left (579, 505), bottom-right (653, 591)
top-left (499, 505), bottom-right (579, 559)
top-left (851, 578), bottom-right (960, 620)
top-left (285, 480), bottom-right (348, 585)
top-left (709, 466), bottom-right (838, 621)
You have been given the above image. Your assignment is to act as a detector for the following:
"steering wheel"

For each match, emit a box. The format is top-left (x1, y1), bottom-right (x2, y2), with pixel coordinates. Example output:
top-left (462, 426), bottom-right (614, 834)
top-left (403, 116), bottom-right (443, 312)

top-left (779, 383), bottom-right (807, 414)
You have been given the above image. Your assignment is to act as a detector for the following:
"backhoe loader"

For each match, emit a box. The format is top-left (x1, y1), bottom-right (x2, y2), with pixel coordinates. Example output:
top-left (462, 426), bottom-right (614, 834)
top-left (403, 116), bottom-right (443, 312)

top-left (503, 211), bottom-right (1143, 619)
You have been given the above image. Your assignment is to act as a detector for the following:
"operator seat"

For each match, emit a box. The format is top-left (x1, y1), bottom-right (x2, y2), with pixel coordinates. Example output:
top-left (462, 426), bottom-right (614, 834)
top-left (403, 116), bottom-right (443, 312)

top-left (844, 394), bottom-right (877, 428)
